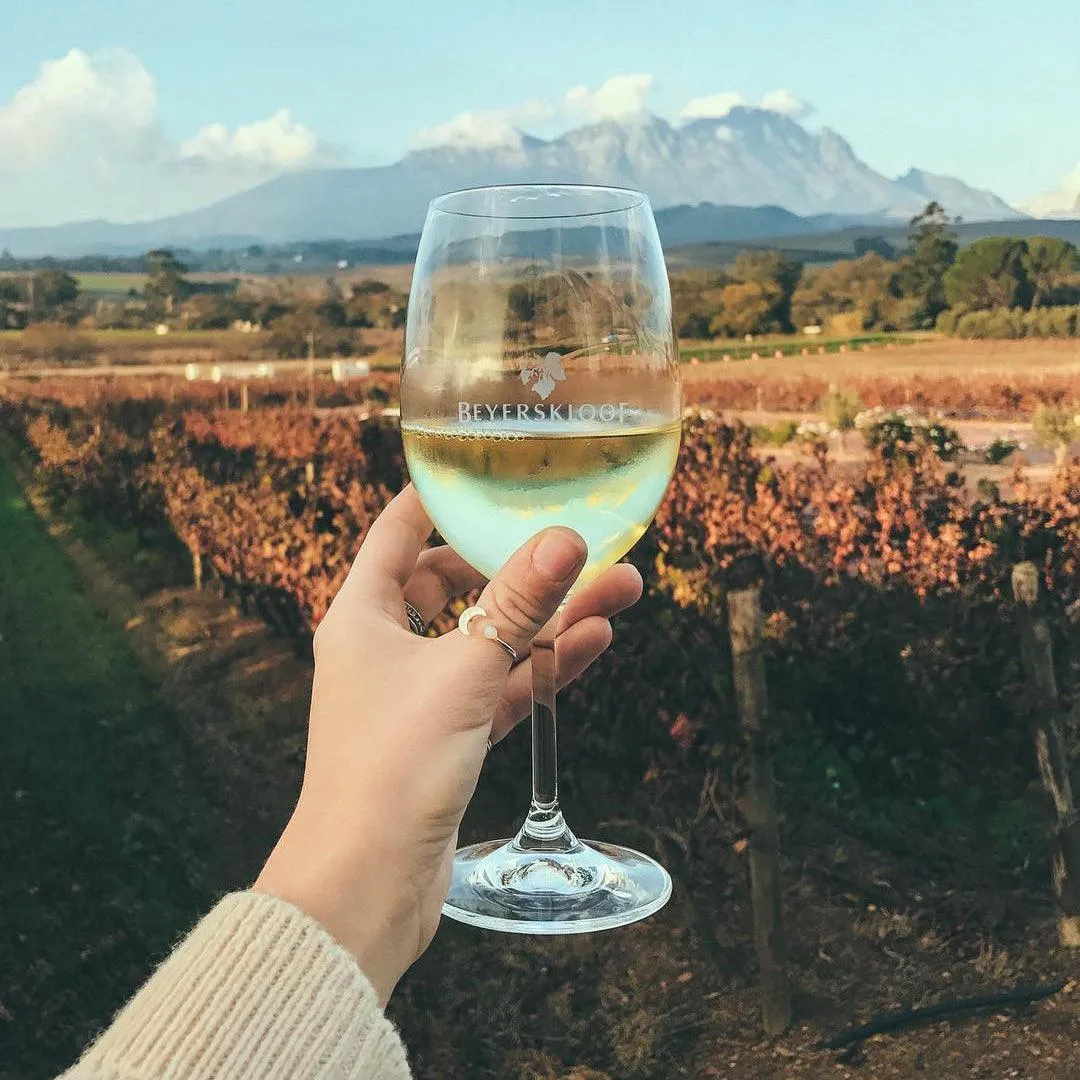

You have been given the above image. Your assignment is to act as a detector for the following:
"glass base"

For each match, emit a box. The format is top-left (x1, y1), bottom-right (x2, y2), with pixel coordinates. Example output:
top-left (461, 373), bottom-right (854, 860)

top-left (442, 830), bottom-right (672, 934)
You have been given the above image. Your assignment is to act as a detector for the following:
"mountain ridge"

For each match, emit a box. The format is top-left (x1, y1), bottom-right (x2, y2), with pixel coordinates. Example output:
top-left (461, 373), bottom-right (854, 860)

top-left (0, 109), bottom-right (1024, 257)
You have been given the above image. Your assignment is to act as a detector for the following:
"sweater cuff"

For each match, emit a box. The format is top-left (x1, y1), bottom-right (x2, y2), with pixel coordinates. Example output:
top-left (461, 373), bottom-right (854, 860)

top-left (67, 891), bottom-right (410, 1080)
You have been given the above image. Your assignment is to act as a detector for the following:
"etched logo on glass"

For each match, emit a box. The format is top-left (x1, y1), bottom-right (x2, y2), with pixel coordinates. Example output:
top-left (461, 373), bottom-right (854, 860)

top-left (520, 352), bottom-right (566, 400)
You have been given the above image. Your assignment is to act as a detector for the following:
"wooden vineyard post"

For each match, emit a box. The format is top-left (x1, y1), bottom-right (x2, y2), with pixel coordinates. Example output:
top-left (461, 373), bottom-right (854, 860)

top-left (307, 330), bottom-right (317, 410)
top-left (1012, 562), bottom-right (1080, 945)
top-left (240, 382), bottom-right (249, 414)
top-left (728, 586), bottom-right (792, 1034)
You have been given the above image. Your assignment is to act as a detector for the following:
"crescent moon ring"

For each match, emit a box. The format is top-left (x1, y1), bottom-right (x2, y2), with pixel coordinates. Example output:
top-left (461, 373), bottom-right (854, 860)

top-left (458, 605), bottom-right (487, 636)
top-left (457, 604), bottom-right (518, 662)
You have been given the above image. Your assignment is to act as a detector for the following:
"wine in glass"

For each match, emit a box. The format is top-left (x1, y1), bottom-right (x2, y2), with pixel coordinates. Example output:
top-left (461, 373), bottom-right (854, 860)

top-left (401, 183), bottom-right (681, 933)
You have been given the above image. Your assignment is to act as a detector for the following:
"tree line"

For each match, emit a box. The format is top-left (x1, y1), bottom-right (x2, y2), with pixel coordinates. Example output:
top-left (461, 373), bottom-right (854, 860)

top-left (674, 203), bottom-right (1080, 339)
top-left (6, 204), bottom-right (1080, 351)
top-left (0, 250), bottom-right (409, 359)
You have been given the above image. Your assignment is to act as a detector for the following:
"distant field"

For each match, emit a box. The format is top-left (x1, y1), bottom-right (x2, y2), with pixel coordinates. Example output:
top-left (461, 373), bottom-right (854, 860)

top-left (239, 265), bottom-right (414, 291)
top-left (0, 265), bottom-right (413, 295)
top-left (681, 336), bottom-right (1080, 382)
top-left (679, 332), bottom-right (921, 362)
top-left (5, 326), bottom-right (1078, 381)
top-left (75, 272), bottom-right (148, 294)
top-left (0, 327), bottom-right (232, 346)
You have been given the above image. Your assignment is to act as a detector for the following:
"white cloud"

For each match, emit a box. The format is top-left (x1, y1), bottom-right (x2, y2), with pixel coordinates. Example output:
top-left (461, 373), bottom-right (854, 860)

top-left (412, 101), bottom-right (555, 150)
top-left (180, 109), bottom-right (324, 168)
top-left (411, 75), bottom-right (655, 151)
top-left (411, 74), bottom-right (656, 152)
top-left (0, 47), bottom-right (333, 225)
top-left (564, 73), bottom-right (654, 120)
top-left (679, 91), bottom-right (745, 120)
top-left (675, 87), bottom-right (813, 124)
top-left (760, 89), bottom-right (812, 119)
top-left (0, 48), bottom-right (158, 172)
top-left (1021, 163), bottom-right (1080, 218)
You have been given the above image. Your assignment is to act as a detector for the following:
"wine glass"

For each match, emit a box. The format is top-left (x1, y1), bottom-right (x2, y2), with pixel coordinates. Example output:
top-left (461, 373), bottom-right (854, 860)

top-left (401, 184), bottom-right (681, 933)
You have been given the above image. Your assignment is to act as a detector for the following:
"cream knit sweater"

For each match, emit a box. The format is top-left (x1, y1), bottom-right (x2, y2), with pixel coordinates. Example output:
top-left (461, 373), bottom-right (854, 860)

top-left (61, 891), bottom-right (412, 1080)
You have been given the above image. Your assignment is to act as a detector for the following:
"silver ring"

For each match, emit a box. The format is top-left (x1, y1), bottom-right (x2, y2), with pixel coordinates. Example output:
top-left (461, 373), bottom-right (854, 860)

top-left (404, 601), bottom-right (427, 636)
top-left (457, 605), bottom-right (517, 662)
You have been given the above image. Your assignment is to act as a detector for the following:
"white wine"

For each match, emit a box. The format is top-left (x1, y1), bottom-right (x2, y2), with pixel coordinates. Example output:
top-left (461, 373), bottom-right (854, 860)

top-left (402, 418), bottom-right (681, 586)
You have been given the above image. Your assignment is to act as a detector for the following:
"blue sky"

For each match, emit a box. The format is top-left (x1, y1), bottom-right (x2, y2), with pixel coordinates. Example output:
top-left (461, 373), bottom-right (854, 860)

top-left (2, 0), bottom-right (1079, 225)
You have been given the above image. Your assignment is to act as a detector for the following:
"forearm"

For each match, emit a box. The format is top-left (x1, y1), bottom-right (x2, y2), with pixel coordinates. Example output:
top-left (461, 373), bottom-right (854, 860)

top-left (60, 891), bottom-right (411, 1080)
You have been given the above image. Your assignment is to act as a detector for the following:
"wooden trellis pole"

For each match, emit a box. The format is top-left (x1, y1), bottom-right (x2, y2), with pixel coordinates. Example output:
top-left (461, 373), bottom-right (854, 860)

top-left (728, 586), bottom-right (792, 1034)
top-left (1011, 562), bottom-right (1080, 945)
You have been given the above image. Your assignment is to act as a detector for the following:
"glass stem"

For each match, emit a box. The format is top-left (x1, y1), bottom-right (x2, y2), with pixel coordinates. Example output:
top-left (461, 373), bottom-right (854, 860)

top-left (521, 603), bottom-right (576, 849)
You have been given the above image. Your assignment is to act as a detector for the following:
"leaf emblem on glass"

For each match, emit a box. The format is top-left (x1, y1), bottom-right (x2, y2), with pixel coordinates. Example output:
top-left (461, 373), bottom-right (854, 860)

top-left (519, 351), bottom-right (567, 401)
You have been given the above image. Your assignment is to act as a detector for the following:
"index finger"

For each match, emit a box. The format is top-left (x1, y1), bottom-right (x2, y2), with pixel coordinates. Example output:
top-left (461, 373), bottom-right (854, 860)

top-left (343, 484), bottom-right (434, 606)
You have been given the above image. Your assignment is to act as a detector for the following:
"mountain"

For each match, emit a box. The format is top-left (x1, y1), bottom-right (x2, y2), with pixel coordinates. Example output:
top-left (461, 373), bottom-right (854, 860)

top-left (894, 168), bottom-right (1018, 221)
top-left (652, 204), bottom-right (883, 248)
top-left (0, 109), bottom-right (1024, 256)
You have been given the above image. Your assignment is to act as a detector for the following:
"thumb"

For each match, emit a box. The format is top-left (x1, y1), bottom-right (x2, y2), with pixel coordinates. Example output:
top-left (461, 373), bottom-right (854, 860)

top-left (452, 527), bottom-right (587, 666)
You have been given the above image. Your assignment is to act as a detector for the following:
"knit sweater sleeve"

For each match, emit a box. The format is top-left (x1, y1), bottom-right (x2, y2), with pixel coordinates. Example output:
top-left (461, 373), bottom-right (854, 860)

top-left (59, 890), bottom-right (412, 1080)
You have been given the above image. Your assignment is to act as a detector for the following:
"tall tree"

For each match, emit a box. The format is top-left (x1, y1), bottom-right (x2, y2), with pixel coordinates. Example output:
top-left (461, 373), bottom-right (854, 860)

top-left (31, 269), bottom-right (79, 311)
top-left (144, 249), bottom-right (189, 316)
top-left (0, 275), bottom-right (26, 328)
top-left (732, 250), bottom-right (803, 332)
top-left (944, 237), bottom-right (1030, 312)
top-left (791, 253), bottom-right (901, 331)
top-left (1023, 237), bottom-right (1079, 309)
top-left (898, 202), bottom-right (958, 326)
top-left (709, 281), bottom-right (782, 337)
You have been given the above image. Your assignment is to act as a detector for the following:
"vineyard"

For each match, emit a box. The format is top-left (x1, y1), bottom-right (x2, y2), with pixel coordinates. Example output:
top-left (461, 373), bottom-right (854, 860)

top-left (4, 373), bottom-right (1080, 1076)
top-left (6, 373), bottom-right (1080, 846)
top-left (684, 369), bottom-right (1080, 419)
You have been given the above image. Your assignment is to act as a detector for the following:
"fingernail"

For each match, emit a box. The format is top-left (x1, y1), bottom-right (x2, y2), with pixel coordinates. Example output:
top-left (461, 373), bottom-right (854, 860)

top-left (531, 529), bottom-right (587, 582)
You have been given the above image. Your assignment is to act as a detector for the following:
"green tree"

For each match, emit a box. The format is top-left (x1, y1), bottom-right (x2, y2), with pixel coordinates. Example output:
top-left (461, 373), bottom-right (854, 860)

top-left (1022, 236), bottom-right (1079, 308)
top-left (31, 269), bottom-right (79, 311)
top-left (732, 250), bottom-right (802, 331)
top-left (0, 276), bottom-right (24, 303)
top-left (506, 283), bottom-right (536, 326)
top-left (315, 277), bottom-right (347, 327)
top-left (898, 201), bottom-right (958, 326)
top-left (1032, 404), bottom-right (1077, 466)
top-left (708, 281), bottom-right (780, 337)
top-left (344, 279), bottom-right (407, 329)
top-left (144, 249), bottom-right (189, 317)
top-left (670, 270), bottom-right (730, 338)
top-left (0, 275), bottom-right (26, 328)
top-left (792, 253), bottom-right (900, 330)
top-left (820, 387), bottom-right (861, 449)
top-left (853, 235), bottom-right (898, 260)
top-left (943, 237), bottom-right (1029, 311)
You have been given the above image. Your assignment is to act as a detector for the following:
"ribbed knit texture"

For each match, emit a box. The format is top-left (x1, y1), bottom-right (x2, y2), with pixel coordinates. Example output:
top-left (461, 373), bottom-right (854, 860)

top-left (60, 891), bottom-right (412, 1080)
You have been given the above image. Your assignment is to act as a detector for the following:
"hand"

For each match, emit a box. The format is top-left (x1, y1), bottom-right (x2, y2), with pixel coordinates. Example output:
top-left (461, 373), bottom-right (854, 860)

top-left (253, 485), bottom-right (642, 1003)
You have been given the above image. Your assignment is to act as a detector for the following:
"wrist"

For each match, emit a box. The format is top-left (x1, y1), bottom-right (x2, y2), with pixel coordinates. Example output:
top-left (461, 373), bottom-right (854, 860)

top-left (253, 815), bottom-right (420, 1005)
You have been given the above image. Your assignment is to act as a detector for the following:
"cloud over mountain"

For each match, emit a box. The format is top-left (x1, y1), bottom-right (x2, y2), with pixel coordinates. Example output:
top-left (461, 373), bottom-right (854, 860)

top-left (564, 73), bottom-right (655, 120)
top-left (408, 76), bottom-right (822, 153)
top-left (678, 91), bottom-right (746, 120)
top-left (759, 89), bottom-right (812, 119)
top-left (411, 74), bottom-right (657, 150)
top-left (179, 110), bottom-right (331, 169)
top-left (1022, 163), bottom-right (1080, 218)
